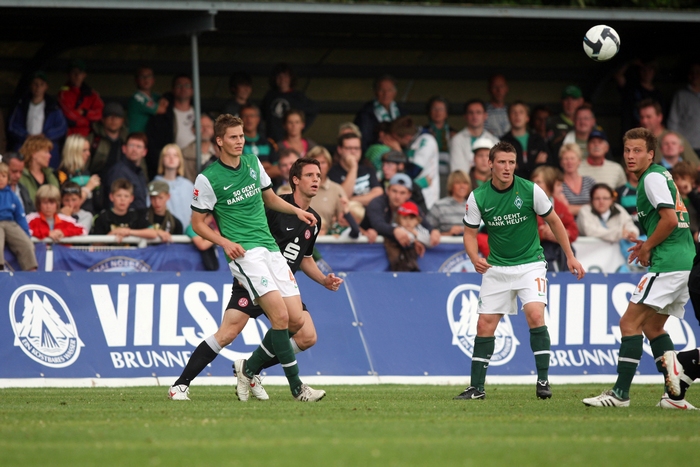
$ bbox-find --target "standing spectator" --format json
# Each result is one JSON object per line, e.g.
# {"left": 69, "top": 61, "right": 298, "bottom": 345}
{"left": 91, "top": 178, "right": 157, "bottom": 241}
{"left": 389, "top": 116, "right": 440, "bottom": 209}
{"left": 449, "top": 99, "right": 499, "bottom": 176}
{"left": 550, "top": 85, "right": 584, "bottom": 152}
{"left": 274, "top": 148, "right": 300, "bottom": 195}
{"left": 615, "top": 58, "right": 665, "bottom": 132}
{"left": 638, "top": 99, "right": 700, "bottom": 166}
{"left": 87, "top": 102, "right": 130, "bottom": 179}
{"left": 484, "top": 74, "right": 510, "bottom": 138}
{"left": 469, "top": 138, "right": 494, "bottom": 189}
{"left": 561, "top": 104, "right": 598, "bottom": 159}
{"left": 578, "top": 130, "right": 627, "bottom": 190}
{"left": 105, "top": 133, "right": 150, "bottom": 210}
{"left": 424, "top": 96, "right": 456, "bottom": 198}
{"left": 530, "top": 105, "right": 554, "bottom": 145}
{"left": 145, "top": 180, "right": 183, "bottom": 243}
{"left": 500, "top": 101, "right": 551, "bottom": 180}
{"left": 153, "top": 144, "right": 194, "bottom": 229}
{"left": 57, "top": 59, "right": 104, "bottom": 137}
{"left": 27, "top": 184, "right": 86, "bottom": 241}
{"left": 18, "top": 135, "right": 60, "bottom": 204}
{"left": 260, "top": 63, "right": 318, "bottom": 143}
{"left": 354, "top": 74, "right": 405, "bottom": 152}
{"left": 127, "top": 66, "right": 168, "bottom": 133}
{"left": 307, "top": 146, "right": 346, "bottom": 233}
{"left": 182, "top": 113, "right": 218, "bottom": 182}
{"left": 328, "top": 133, "right": 383, "bottom": 207}
{"left": 0, "top": 161, "right": 37, "bottom": 271}
{"left": 239, "top": 105, "right": 277, "bottom": 179}
{"left": 57, "top": 134, "right": 101, "bottom": 213}
{"left": 2, "top": 152, "right": 34, "bottom": 214}
{"left": 59, "top": 181, "right": 93, "bottom": 232}
{"left": 222, "top": 72, "right": 253, "bottom": 117}
{"left": 427, "top": 170, "right": 471, "bottom": 237}
{"left": 559, "top": 143, "right": 596, "bottom": 218}
{"left": 8, "top": 71, "right": 67, "bottom": 168}
{"left": 277, "top": 109, "right": 317, "bottom": 157}
{"left": 146, "top": 74, "right": 194, "bottom": 178}
{"left": 668, "top": 62, "right": 700, "bottom": 155}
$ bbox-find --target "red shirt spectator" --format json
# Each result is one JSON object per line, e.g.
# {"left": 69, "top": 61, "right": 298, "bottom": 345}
{"left": 58, "top": 60, "right": 104, "bottom": 137}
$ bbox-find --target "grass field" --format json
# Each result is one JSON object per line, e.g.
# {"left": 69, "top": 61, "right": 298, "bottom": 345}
{"left": 1, "top": 384, "right": 698, "bottom": 467}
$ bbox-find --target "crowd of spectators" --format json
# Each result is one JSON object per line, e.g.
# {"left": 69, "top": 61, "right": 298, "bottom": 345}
{"left": 1, "top": 58, "right": 700, "bottom": 272}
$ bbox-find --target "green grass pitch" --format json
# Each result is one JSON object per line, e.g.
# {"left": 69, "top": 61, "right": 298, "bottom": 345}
{"left": 1, "top": 384, "right": 698, "bottom": 466}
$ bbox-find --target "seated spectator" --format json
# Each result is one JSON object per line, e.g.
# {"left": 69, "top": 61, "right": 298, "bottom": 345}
{"left": 338, "top": 121, "right": 362, "bottom": 140}
{"left": 328, "top": 133, "right": 383, "bottom": 207}
{"left": 8, "top": 71, "right": 67, "bottom": 168}
{"left": 378, "top": 149, "right": 427, "bottom": 214}
{"left": 638, "top": 98, "right": 700, "bottom": 167}
{"left": 104, "top": 133, "right": 150, "bottom": 210}
{"left": 427, "top": 170, "right": 471, "bottom": 237}
{"left": 182, "top": 113, "right": 218, "bottom": 182}
{"left": 27, "top": 184, "right": 86, "bottom": 241}
{"left": 186, "top": 212, "right": 220, "bottom": 271}
{"left": 239, "top": 104, "right": 277, "bottom": 178}
{"left": 469, "top": 138, "right": 494, "bottom": 189}
{"left": 153, "top": 144, "right": 194, "bottom": 229}
{"left": 550, "top": 85, "right": 584, "bottom": 152}
{"left": 355, "top": 74, "right": 405, "bottom": 152}
{"left": 384, "top": 200, "right": 432, "bottom": 272}
{"left": 326, "top": 196, "right": 362, "bottom": 240}
{"left": 2, "top": 152, "right": 34, "bottom": 214}
{"left": 261, "top": 63, "right": 318, "bottom": 142}
{"left": 360, "top": 173, "right": 440, "bottom": 250}
{"left": 57, "top": 59, "right": 104, "bottom": 137}
{"left": 18, "top": 135, "right": 60, "bottom": 205}
{"left": 145, "top": 180, "right": 183, "bottom": 243}
{"left": 578, "top": 130, "right": 627, "bottom": 190}
{"left": 424, "top": 96, "right": 457, "bottom": 195}
{"left": 88, "top": 102, "right": 130, "bottom": 178}
{"left": 660, "top": 131, "right": 695, "bottom": 171}
{"left": 222, "top": 72, "right": 253, "bottom": 117}
{"left": 389, "top": 116, "right": 440, "bottom": 209}
{"left": 59, "top": 181, "right": 93, "bottom": 232}
{"left": 364, "top": 121, "right": 393, "bottom": 174}
{"left": 91, "top": 178, "right": 157, "bottom": 241}
{"left": 531, "top": 166, "right": 578, "bottom": 272}
{"left": 671, "top": 161, "right": 699, "bottom": 239}
{"left": 307, "top": 146, "right": 346, "bottom": 233}
{"left": 615, "top": 166, "right": 642, "bottom": 232}
{"left": 484, "top": 74, "right": 511, "bottom": 138}
{"left": 275, "top": 148, "right": 300, "bottom": 195}
{"left": 0, "top": 161, "right": 37, "bottom": 271}
{"left": 277, "top": 109, "right": 317, "bottom": 157}
{"left": 530, "top": 105, "right": 554, "bottom": 145}
{"left": 127, "top": 66, "right": 168, "bottom": 133}
{"left": 559, "top": 143, "right": 595, "bottom": 217}
{"left": 576, "top": 184, "right": 639, "bottom": 266}
{"left": 450, "top": 99, "right": 499, "bottom": 176}
{"left": 561, "top": 104, "right": 598, "bottom": 159}
{"left": 57, "top": 134, "right": 101, "bottom": 213}
{"left": 500, "top": 101, "right": 551, "bottom": 180}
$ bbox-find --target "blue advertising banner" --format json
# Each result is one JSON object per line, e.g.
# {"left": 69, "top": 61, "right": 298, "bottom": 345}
{"left": 4, "top": 243, "right": 47, "bottom": 271}
{"left": 1, "top": 271, "right": 697, "bottom": 385}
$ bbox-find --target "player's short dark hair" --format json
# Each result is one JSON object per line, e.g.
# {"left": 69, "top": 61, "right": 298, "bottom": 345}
{"left": 464, "top": 98, "right": 486, "bottom": 114}
{"left": 289, "top": 157, "right": 321, "bottom": 192}
{"left": 623, "top": 127, "right": 657, "bottom": 154}
{"left": 214, "top": 114, "right": 243, "bottom": 141}
{"left": 338, "top": 132, "right": 361, "bottom": 148}
{"left": 489, "top": 141, "right": 517, "bottom": 162}
{"left": 111, "top": 178, "right": 133, "bottom": 194}
{"left": 638, "top": 98, "right": 663, "bottom": 115}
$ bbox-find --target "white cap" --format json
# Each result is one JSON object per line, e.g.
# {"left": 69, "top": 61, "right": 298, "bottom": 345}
{"left": 472, "top": 138, "right": 495, "bottom": 151}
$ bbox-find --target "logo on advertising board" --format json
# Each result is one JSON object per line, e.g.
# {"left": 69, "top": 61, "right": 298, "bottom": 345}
{"left": 438, "top": 251, "right": 476, "bottom": 273}
{"left": 446, "top": 284, "right": 519, "bottom": 366}
{"left": 87, "top": 256, "right": 152, "bottom": 272}
{"left": 9, "top": 285, "right": 84, "bottom": 368}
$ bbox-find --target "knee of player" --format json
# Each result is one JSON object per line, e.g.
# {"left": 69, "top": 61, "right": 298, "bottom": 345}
{"left": 298, "top": 331, "right": 317, "bottom": 350}
{"left": 215, "top": 329, "right": 239, "bottom": 347}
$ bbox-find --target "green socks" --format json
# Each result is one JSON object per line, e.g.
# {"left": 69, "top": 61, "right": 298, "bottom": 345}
{"left": 530, "top": 326, "right": 551, "bottom": 381}
{"left": 245, "top": 329, "right": 302, "bottom": 396}
{"left": 613, "top": 335, "right": 643, "bottom": 399}
{"left": 470, "top": 336, "right": 495, "bottom": 392}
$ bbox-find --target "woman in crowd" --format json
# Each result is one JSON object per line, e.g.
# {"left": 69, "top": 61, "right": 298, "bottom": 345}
{"left": 426, "top": 170, "right": 471, "bottom": 237}
{"left": 276, "top": 109, "right": 317, "bottom": 157}
{"left": 18, "top": 135, "right": 60, "bottom": 204}
{"left": 57, "top": 134, "right": 101, "bottom": 212}
{"left": 153, "top": 143, "right": 195, "bottom": 229}
{"left": 559, "top": 142, "right": 596, "bottom": 218}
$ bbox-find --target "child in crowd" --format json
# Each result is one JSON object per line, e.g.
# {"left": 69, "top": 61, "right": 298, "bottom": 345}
{"left": 59, "top": 181, "right": 93, "bottom": 232}
{"left": 327, "top": 197, "right": 362, "bottom": 239}
{"left": 0, "top": 161, "right": 37, "bottom": 270}
{"left": 671, "top": 161, "right": 699, "bottom": 241}
{"left": 384, "top": 200, "right": 431, "bottom": 272}
{"left": 27, "top": 185, "right": 86, "bottom": 241}
{"left": 153, "top": 143, "right": 194, "bottom": 229}
{"left": 145, "top": 180, "right": 183, "bottom": 243}
{"left": 91, "top": 178, "right": 157, "bottom": 241}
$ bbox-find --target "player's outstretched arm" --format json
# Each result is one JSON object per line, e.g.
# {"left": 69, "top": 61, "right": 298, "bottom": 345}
{"left": 262, "top": 188, "right": 317, "bottom": 226}
{"left": 543, "top": 210, "right": 585, "bottom": 279}
{"left": 300, "top": 256, "right": 343, "bottom": 291}
{"left": 464, "top": 225, "right": 490, "bottom": 274}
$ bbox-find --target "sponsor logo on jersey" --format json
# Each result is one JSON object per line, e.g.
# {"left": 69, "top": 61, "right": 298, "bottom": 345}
{"left": 446, "top": 284, "right": 519, "bottom": 366}
{"left": 192, "top": 188, "right": 199, "bottom": 201}
{"left": 238, "top": 297, "right": 249, "bottom": 308}
{"left": 9, "top": 285, "right": 84, "bottom": 368}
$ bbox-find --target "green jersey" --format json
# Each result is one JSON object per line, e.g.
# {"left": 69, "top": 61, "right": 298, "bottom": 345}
{"left": 636, "top": 164, "right": 694, "bottom": 272}
{"left": 464, "top": 176, "right": 553, "bottom": 266}
{"left": 191, "top": 155, "right": 278, "bottom": 256}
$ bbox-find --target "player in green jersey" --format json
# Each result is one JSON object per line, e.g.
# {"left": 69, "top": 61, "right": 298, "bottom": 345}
{"left": 190, "top": 114, "right": 325, "bottom": 402}
{"left": 583, "top": 127, "right": 696, "bottom": 409}
{"left": 454, "top": 141, "right": 585, "bottom": 401}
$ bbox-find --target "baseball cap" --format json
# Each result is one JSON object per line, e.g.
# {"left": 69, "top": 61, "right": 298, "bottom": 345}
{"left": 103, "top": 102, "right": 125, "bottom": 118}
{"left": 382, "top": 150, "right": 407, "bottom": 164}
{"left": 148, "top": 180, "right": 170, "bottom": 196}
{"left": 588, "top": 129, "right": 608, "bottom": 142}
{"left": 397, "top": 201, "right": 420, "bottom": 217}
{"left": 389, "top": 173, "right": 412, "bottom": 191}
{"left": 472, "top": 138, "right": 495, "bottom": 152}
{"left": 561, "top": 85, "right": 582, "bottom": 99}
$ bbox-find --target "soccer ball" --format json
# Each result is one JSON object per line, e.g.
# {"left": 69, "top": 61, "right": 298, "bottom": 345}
{"left": 583, "top": 25, "right": 620, "bottom": 62}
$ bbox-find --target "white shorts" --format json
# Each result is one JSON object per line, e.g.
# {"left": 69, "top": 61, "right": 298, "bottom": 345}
{"left": 478, "top": 261, "right": 548, "bottom": 315}
{"left": 228, "top": 247, "right": 300, "bottom": 304}
{"left": 630, "top": 271, "right": 690, "bottom": 319}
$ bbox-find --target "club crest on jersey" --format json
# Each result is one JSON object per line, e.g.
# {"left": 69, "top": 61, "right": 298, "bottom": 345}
{"left": 446, "top": 284, "right": 519, "bottom": 366}
{"left": 249, "top": 168, "right": 257, "bottom": 180}
{"left": 238, "top": 297, "right": 249, "bottom": 308}
{"left": 514, "top": 195, "right": 523, "bottom": 209}
{"left": 9, "top": 285, "right": 84, "bottom": 368}
{"left": 260, "top": 277, "right": 268, "bottom": 287}
{"left": 304, "top": 229, "right": 311, "bottom": 240}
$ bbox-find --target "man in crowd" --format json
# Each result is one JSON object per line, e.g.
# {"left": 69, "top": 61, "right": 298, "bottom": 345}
{"left": 638, "top": 98, "right": 700, "bottom": 167}
{"left": 578, "top": 130, "right": 627, "bottom": 189}
{"left": 550, "top": 85, "right": 584, "bottom": 151}
{"left": 668, "top": 62, "right": 700, "bottom": 155}
{"left": 1, "top": 152, "right": 34, "bottom": 214}
{"left": 484, "top": 74, "right": 510, "bottom": 138}
{"left": 450, "top": 99, "right": 499, "bottom": 176}
{"left": 500, "top": 100, "right": 550, "bottom": 180}
{"left": 88, "top": 102, "right": 130, "bottom": 178}
{"left": 58, "top": 59, "right": 104, "bottom": 137}
{"left": 328, "top": 133, "right": 383, "bottom": 207}
{"left": 355, "top": 74, "right": 405, "bottom": 152}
